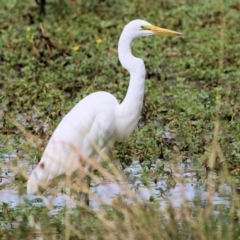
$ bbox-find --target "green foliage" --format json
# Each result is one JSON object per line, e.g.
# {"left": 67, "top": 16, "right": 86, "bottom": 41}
{"left": 0, "top": 0, "right": 240, "bottom": 239}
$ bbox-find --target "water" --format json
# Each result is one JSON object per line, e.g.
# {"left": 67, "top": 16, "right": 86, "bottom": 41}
{"left": 0, "top": 154, "right": 231, "bottom": 211}
{"left": 89, "top": 160, "right": 231, "bottom": 210}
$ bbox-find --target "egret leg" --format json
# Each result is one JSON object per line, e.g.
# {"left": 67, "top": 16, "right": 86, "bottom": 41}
{"left": 76, "top": 164, "right": 92, "bottom": 206}
{"left": 78, "top": 174, "right": 91, "bottom": 206}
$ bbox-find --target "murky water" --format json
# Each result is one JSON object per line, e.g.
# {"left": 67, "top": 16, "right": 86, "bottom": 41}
{"left": 0, "top": 154, "right": 231, "bottom": 211}
{"left": 89, "top": 160, "right": 231, "bottom": 211}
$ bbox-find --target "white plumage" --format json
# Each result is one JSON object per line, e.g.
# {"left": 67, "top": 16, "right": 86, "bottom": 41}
{"left": 27, "top": 19, "right": 181, "bottom": 194}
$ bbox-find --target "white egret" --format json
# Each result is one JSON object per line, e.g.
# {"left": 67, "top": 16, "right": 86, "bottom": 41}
{"left": 27, "top": 19, "right": 181, "bottom": 194}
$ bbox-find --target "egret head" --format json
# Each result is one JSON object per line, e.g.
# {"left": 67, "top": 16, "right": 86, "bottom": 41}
{"left": 123, "top": 19, "right": 182, "bottom": 39}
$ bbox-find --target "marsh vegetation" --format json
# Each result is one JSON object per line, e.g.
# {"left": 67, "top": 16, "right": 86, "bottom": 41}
{"left": 0, "top": 0, "right": 240, "bottom": 239}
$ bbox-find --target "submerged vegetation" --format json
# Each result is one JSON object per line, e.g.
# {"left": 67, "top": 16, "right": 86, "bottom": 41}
{"left": 0, "top": 0, "right": 240, "bottom": 239}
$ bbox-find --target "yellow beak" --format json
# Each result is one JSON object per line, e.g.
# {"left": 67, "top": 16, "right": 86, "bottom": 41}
{"left": 144, "top": 25, "right": 182, "bottom": 35}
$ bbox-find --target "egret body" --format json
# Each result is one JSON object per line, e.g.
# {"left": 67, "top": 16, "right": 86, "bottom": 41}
{"left": 27, "top": 19, "right": 181, "bottom": 194}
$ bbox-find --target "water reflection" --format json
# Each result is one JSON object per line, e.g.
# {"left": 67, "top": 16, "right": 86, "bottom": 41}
{"left": 89, "top": 160, "right": 231, "bottom": 210}
{"left": 0, "top": 158, "right": 231, "bottom": 211}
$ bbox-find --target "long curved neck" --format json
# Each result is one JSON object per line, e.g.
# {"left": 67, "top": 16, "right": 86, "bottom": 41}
{"left": 116, "top": 31, "right": 146, "bottom": 141}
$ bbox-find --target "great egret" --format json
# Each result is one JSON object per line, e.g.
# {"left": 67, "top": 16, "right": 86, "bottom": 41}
{"left": 27, "top": 19, "right": 181, "bottom": 194}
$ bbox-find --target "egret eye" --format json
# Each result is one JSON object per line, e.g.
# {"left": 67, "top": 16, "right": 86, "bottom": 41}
{"left": 141, "top": 25, "right": 147, "bottom": 30}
